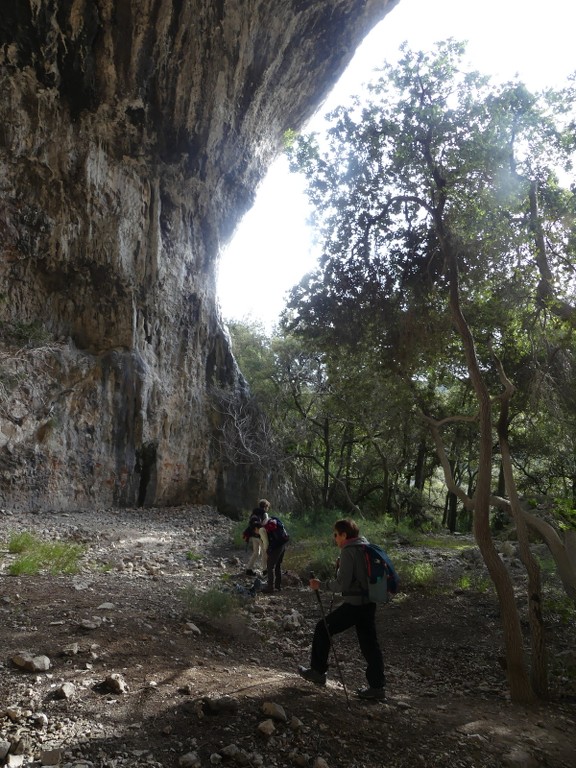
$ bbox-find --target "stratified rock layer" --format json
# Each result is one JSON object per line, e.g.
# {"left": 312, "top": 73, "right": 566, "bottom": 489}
{"left": 0, "top": 0, "right": 396, "bottom": 514}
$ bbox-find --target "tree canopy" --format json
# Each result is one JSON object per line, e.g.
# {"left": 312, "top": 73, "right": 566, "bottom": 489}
{"left": 282, "top": 40, "right": 576, "bottom": 517}
{"left": 265, "top": 40, "right": 576, "bottom": 702}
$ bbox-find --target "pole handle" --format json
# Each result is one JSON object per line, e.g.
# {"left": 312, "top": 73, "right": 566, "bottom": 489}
{"left": 309, "top": 571, "right": 321, "bottom": 593}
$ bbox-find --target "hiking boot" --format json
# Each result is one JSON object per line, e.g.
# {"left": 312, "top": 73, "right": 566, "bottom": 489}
{"left": 260, "top": 587, "right": 274, "bottom": 594}
{"left": 297, "top": 666, "right": 326, "bottom": 686}
{"left": 356, "top": 687, "right": 386, "bottom": 700}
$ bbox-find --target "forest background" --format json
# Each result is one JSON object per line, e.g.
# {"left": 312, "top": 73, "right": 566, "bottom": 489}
{"left": 217, "top": 40, "right": 576, "bottom": 704}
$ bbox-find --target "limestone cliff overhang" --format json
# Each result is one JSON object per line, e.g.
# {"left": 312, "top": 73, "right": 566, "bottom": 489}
{"left": 3, "top": 1, "right": 399, "bottom": 232}
{"left": 0, "top": 1, "right": 399, "bottom": 513}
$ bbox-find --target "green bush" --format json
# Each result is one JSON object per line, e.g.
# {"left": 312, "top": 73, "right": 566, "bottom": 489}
{"left": 9, "top": 554, "right": 41, "bottom": 576}
{"left": 181, "top": 586, "right": 240, "bottom": 620}
{"left": 287, "top": 541, "right": 335, "bottom": 581}
{"left": 456, "top": 572, "right": 492, "bottom": 593}
{"left": 393, "top": 558, "right": 436, "bottom": 590}
{"left": 8, "top": 531, "right": 38, "bottom": 554}
{"left": 257, "top": 509, "right": 404, "bottom": 584}
{"left": 7, "top": 531, "right": 84, "bottom": 575}
{"left": 543, "top": 594, "right": 576, "bottom": 627}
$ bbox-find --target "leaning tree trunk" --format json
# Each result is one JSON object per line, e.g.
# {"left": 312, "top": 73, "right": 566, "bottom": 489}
{"left": 496, "top": 359, "right": 548, "bottom": 698}
{"left": 445, "top": 241, "right": 535, "bottom": 704}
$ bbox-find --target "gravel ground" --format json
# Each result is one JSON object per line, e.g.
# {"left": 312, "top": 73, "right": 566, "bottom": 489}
{"left": 0, "top": 506, "right": 575, "bottom": 768}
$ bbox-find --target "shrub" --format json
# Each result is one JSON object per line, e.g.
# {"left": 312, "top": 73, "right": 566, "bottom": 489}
{"left": 7, "top": 531, "right": 84, "bottom": 575}
{"left": 272, "top": 509, "right": 404, "bottom": 584}
{"left": 456, "top": 573, "right": 492, "bottom": 593}
{"left": 394, "top": 558, "right": 436, "bottom": 590}
{"left": 8, "top": 531, "right": 37, "bottom": 554}
{"left": 287, "top": 541, "right": 335, "bottom": 582}
{"left": 181, "top": 586, "right": 240, "bottom": 620}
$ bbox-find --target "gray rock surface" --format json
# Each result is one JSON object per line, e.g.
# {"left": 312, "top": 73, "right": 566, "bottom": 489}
{"left": 0, "top": 0, "right": 397, "bottom": 515}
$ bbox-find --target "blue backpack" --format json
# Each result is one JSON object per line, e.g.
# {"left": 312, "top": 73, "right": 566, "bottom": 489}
{"left": 362, "top": 542, "right": 399, "bottom": 604}
{"left": 263, "top": 516, "right": 289, "bottom": 549}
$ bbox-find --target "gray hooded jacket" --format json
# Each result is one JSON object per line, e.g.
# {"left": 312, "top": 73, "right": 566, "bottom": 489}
{"left": 326, "top": 536, "right": 371, "bottom": 606}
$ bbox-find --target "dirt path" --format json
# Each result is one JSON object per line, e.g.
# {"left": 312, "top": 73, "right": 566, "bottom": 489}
{"left": 1, "top": 507, "right": 575, "bottom": 768}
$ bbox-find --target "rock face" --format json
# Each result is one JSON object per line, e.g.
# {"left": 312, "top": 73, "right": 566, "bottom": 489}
{"left": 0, "top": 0, "right": 396, "bottom": 515}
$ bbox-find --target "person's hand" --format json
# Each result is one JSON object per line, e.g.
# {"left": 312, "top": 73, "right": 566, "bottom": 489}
{"left": 309, "top": 577, "right": 320, "bottom": 591}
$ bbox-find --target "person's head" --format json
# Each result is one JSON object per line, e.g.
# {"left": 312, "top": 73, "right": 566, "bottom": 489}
{"left": 333, "top": 518, "right": 360, "bottom": 548}
{"left": 258, "top": 499, "right": 271, "bottom": 512}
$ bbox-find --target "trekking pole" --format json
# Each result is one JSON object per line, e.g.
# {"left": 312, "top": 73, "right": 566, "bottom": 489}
{"left": 310, "top": 572, "right": 351, "bottom": 709}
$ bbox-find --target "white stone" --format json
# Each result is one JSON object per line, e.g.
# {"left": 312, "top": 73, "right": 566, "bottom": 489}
{"left": 11, "top": 652, "right": 51, "bottom": 672}
{"left": 257, "top": 719, "right": 275, "bottom": 736}
{"left": 262, "top": 701, "right": 287, "bottom": 721}
{"left": 179, "top": 752, "right": 201, "bottom": 768}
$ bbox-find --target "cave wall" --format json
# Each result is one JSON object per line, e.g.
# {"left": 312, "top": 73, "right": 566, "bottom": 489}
{"left": 0, "top": 0, "right": 397, "bottom": 515}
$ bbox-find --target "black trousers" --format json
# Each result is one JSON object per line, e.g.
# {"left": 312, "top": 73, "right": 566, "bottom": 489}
{"left": 266, "top": 544, "right": 286, "bottom": 590}
{"left": 310, "top": 601, "right": 385, "bottom": 689}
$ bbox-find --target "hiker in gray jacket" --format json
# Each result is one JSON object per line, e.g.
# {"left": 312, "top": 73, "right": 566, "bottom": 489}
{"left": 297, "top": 518, "right": 386, "bottom": 700}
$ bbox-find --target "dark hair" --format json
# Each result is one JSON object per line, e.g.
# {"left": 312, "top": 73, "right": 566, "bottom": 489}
{"left": 251, "top": 507, "right": 267, "bottom": 524}
{"left": 258, "top": 499, "right": 271, "bottom": 510}
{"left": 334, "top": 518, "right": 360, "bottom": 539}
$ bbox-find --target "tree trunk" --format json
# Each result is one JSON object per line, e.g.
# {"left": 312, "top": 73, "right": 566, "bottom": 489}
{"left": 409, "top": 439, "right": 426, "bottom": 522}
{"left": 444, "top": 238, "right": 535, "bottom": 703}
{"left": 427, "top": 407, "right": 534, "bottom": 702}
{"left": 382, "top": 457, "right": 391, "bottom": 519}
{"left": 500, "top": 436, "right": 548, "bottom": 697}
{"left": 322, "top": 417, "right": 331, "bottom": 507}
{"left": 496, "top": 461, "right": 506, "bottom": 497}
{"left": 443, "top": 454, "right": 458, "bottom": 532}
{"left": 445, "top": 490, "right": 458, "bottom": 533}
{"left": 496, "top": 360, "right": 548, "bottom": 698}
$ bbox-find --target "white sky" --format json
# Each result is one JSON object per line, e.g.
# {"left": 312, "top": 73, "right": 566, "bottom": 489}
{"left": 217, "top": 0, "right": 575, "bottom": 332}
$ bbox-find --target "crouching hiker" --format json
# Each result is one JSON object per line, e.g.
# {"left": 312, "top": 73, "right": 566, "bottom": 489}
{"left": 297, "top": 518, "right": 386, "bottom": 700}
{"left": 243, "top": 499, "right": 270, "bottom": 576}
